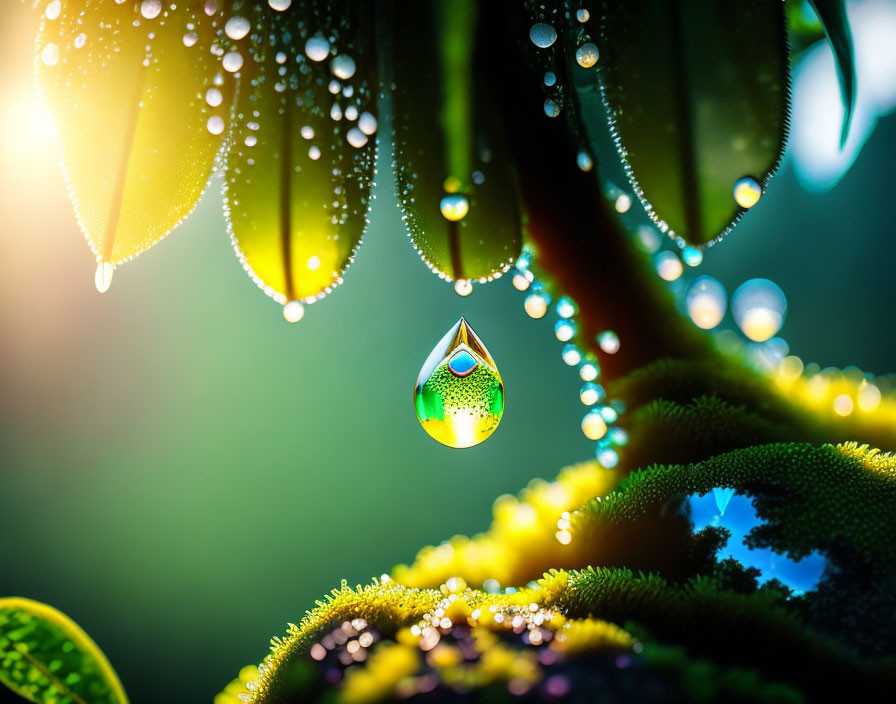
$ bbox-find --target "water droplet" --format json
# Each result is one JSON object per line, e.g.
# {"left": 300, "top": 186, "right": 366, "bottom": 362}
{"left": 222, "top": 51, "right": 243, "bottom": 72}
{"left": 225, "top": 16, "right": 251, "bottom": 41}
{"left": 529, "top": 23, "right": 557, "bottom": 48}
{"left": 358, "top": 112, "right": 377, "bottom": 135}
{"left": 307, "top": 256, "right": 321, "bottom": 271}
{"left": 268, "top": 0, "right": 292, "bottom": 10}
{"left": 597, "top": 448, "right": 618, "bottom": 468}
{"left": 330, "top": 104, "right": 343, "bottom": 120}
{"left": 41, "top": 43, "right": 59, "bottom": 67}
{"left": 686, "top": 276, "right": 727, "bottom": 330}
{"left": 244, "top": 135, "right": 257, "bottom": 147}
{"left": 681, "top": 245, "right": 703, "bottom": 267}
{"left": 73, "top": 33, "right": 87, "bottom": 49}
{"left": 206, "top": 115, "right": 225, "bottom": 135}
{"left": 576, "top": 8, "right": 590, "bottom": 22}
{"left": 579, "top": 361, "right": 599, "bottom": 382}
{"left": 654, "top": 250, "right": 683, "bottom": 281}
{"left": 203, "top": 1, "right": 217, "bottom": 15}
{"left": 305, "top": 34, "right": 330, "bottom": 62}
{"left": 283, "top": 300, "right": 305, "bottom": 323}
{"left": 597, "top": 330, "right": 620, "bottom": 354}
{"left": 524, "top": 292, "right": 548, "bottom": 318}
{"left": 543, "top": 71, "right": 557, "bottom": 87}
{"left": 94, "top": 261, "right": 113, "bottom": 293}
{"left": 345, "top": 105, "right": 358, "bottom": 121}
{"left": 440, "top": 194, "right": 469, "bottom": 221}
{"left": 140, "top": 0, "right": 162, "bottom": 20}
{"left": 301, "top": 125, "right": 314, "bottom": 140}
{"left": 575, "top": 42, "right": 599, "bottom": 68}
{"left": 454, "top": 279, "right": 473, "bottom": 296}
{"left": 577, "top": 151, "right": 593, "bottom": 171}
{"left": 45, "top": 1, "right": 61, "bottom": 20}
{"left": 512, "top": 269, "right": 533, "bottom": 291}
{"left": 346, "top": 127, "right": 368, "bottom": 148}
{"left": 556, "top": 297, "right": 576, "bottom": 318}
{"left": 555, "top": 319, "right": 576, "bottom": 342}
{"left": 206, "top": 87, "right": 223, "bottom": 107}
{"left": 331, "top": 54, "right": 356, "bottom": 79}
{"left": 733, "top": 176, "right": 762, "bottom": 208}
{"left": 731, "top": 278, "right": 786, "bottom": 342}
{"left": 183, "top": 32, "right": 198, "bottom": 47}
{"left": 543, "top": 98, "right": 560, "bottom": 117}
{"left": 562, "top": 344, "right": 581, "bottom": 366}
{"left": 580, "top": 382, "right": 604, "bottom": 406}
{"left": 308, "top": 145, "right": 321, "bottom": 160}
{"left": 415, "top": 318, "right": 504, "bottom": 449}
{"left": 615, "top": 194, "right": 632, "bottom": 212}
{"left": 581, "top": 409, "right": 608, "bottom": 440}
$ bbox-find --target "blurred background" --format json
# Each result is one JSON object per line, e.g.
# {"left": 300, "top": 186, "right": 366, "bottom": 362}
{"left": 1, "top": 2, "right": 894, "bottom": 702}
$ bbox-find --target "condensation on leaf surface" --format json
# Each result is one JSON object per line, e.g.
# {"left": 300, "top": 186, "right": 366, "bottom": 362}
{"left": 224, "top": 0, "right": 376, "bottom": 310}
{"left": 391, "top": 0, "right": 522, "bottom": 284}
{"left": 0, "top": 597, "right": 129, "bottom": 704}
{"left": 35, "top": 0, "right": 228, "bottom": 268}
{"left": 592, "top": 0, "right": 790, "bottom": 245}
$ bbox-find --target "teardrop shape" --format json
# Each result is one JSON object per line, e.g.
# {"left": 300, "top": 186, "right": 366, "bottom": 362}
{"left": 414, "top": 318, "right": 504, "bottom": 449}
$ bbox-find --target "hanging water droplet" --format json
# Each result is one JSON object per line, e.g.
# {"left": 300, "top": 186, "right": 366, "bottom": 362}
{"left": 331, "top": 54, "right": 356, "bottom": 79}
{"left": 575, "top": 43, "right": 599, "bottom": 68}
{"left": 45, "top": 1, "right": 61, "bottom": 20}
{"left": 222, "top": 51, "right": 243, "bottom": 72}
{"left": 95, "top": 261, "right": 113, "bottom": 293}
{"left": 41, "top": 43, "right": 59, "bottom": 67}
{"left": 543, "top": 71, "right": 557, "bottom": 87}
{"left": 681, "top": 245, "right": 703, "bottom": 267}
{"left": 440, "top": 194, "right": 469, "bottom": 221}
{"left": 244, "top": 134, "right": 257, "bottom": 147}
{"left": 655, "top": 250, "right": 683, "bottom": 281}
{"left": 206, "top": 115, "right": 225, "bottom": 135}
{"left": 268, "top": 0, "right": 292, "bottom": 10}
{"left": 415, "top": 318, "right": 504, "bottom": 449}
{"left": 512, "top": 269, "right": 533, "bottom": 291}
{"left": 225, "top": 16, "right": 251, "bottom": 41}
{"left": 562, "top": 344, "right": 581, "bottom": 366}
{"left": 140, "top": 0, "right": 162, "bottom": 20}
{"left": 308, "top": 145, "right": 321, "bottom": 160}
{"left": 556, "top": 296, "right": 576, "bottom": 318}
{"left": 358, "top": 112, "right": 377, "bottom": 135}
{"left": 283, "top": 300, "right": 305, "bottom": 323}
{"left": 543, "top": 98, "right": 560, "bottom": 117}
{"left": 581, "top": 409, "right": 608, "bottom": 440}
{"left": 576, "top": 151, "right": 593, "bottom": 171}
{"left": 597, "top": 330, "right": 620, "bottom": 354}
{"left": 580, "top": 382, "right": 604, "bottom": 406}
{"left": 733, "top": 176, "right": 762, "bottom": 208}
{"left": 305, "top": 34, "right": 330, "bottom": 62}
{"left": 346, "top": 127, "right": 368, "bottom": 148}
{"left": 454, "top": 279, "right": 473, "bottom": 296}
{"left": 615, "top": 194, "right": 632, "bottom": 212}
{"left": 524, "top": 292, "right": 548, "bottom": 318}
{"left": 731, "top": 278, "right": 786, "bottom": 342}
{"left": 579, "top": 360, "right": 599, "bottom": 382}
{"left": 345, "top": 105, "right": 359, "bottom": 121}
{"left": 529, "top": 23, "right": 557, "bottom": 48}
{"left": 183, "top": 32, "right": 198, "bottom": 47}
{"left": 576, "top": 8, "right": 590, "bottom": 22}
{"left": 204, "top": 1, "right": 217, "bottom": 16}
{"left": 555, "top": 319, "right": 576, "bottom": 342}
{"left": 301, "top": 125, "right": 314, "bottom": 139}
{"left": 686, "top": 276, "right": 727, "bottom": 330}
{"left": 73, "top": 33, "right": 87, "bottom": 49}
{"left": 205, "top": 87, "right": 223, "bottom": 107}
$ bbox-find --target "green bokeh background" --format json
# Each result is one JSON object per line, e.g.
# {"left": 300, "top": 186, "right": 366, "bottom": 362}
{"left": 1, "top": 4, "right": 895, "bottom": 702}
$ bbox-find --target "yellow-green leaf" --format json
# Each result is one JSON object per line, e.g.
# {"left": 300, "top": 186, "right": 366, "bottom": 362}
{"left": 0, "top": 597, "right": 128, "bottom": 704}
{"left": 36, "top": 0, "right": 228, "bottom": 284}
{"left": 224, "top": 2, "right": 377, "bottom": 317}
{"left": 390, "top": 0, "right": 522, "bottom": 284}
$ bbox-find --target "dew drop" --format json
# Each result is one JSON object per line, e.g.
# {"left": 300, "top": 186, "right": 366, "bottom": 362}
{"left": 556, "top": 297, "right": 576, "bottom": 318}
{"left": 222, "top": 51, "right": 243, "bottom": 72}
{"left": 562, "top": 344, "right": 581, "bottom": 366}
{"left": 686, "top": 276, "right": 726, "bottom": 330}
{"left": 94, "top": 262, "right": 113, "bottom": 293}
{"left": 529, "top": 23, "right": 557, "bottom": 48}
{"left": 331, "top": 54, "right": 356, "bottom": 79}
{"left": 512, "top": 269, "right": 533, "bottom": 291}
{"left": 576, "top": 8, "right": 590, "bottom": 22}
{"left": 582, "top": 409, "right": 608, "bottom": 440}
{"left": 330, "top": 104, "right": 343, "bottom": 120}
{"left": 41, "top": 43, "right": 59, "bottom": 67}
{"left": 543, "top": 98, "right": 560, "bottom": 117}
{"left": 454, "top": 279, "right": 473, "bottom": 296}
{"left": 308, "top": 145, "right": 321, "bottom": 160}
{"left": 439, "top": 194, "right": 469, "bottom": 221}
{"left": 358, "top": 112, "right": 377, "bottom": 135}
{"left": 225, "top": 16, "right": 251, "bottom": 41}
{"left": 555, "top": 319, "right": 576, "bottom": 342}
{"left": 45, "top": 1, "right": 61, "bottom": 20}
{"left": 268, "top": 0, "right": 292, "bottom": 10}
{"left": 575, "top": 42, "right": 599, "bottom": 68}
{"left": 597, "top": 330, "right": 620, "bottom": 354}
{"left": 283, "top": 300, "right": 305, "bottom": 323}
{"left": 733, "top": 176, "right": 762, "bottom": 208}
{"left": 524, "top": 293, "right": 548, "bottom": 319}
{"left": 681, "top": 245, "right": 703, "bottom": 267}
{"left": 543, "top": 71, "right": 556, "bottom": 87}
{"left": 301, "top": 125, "right": 314, "bottom": 139}
{"left": 207, "top": 115, "right": 225, "bottom": 135}
{"left": 654, "top": 250, "right": 683, "bottom": 281}
{"left": 204, "top": 1, "right": 217, "bottom": 15}
{"left": 346, "top": 127, "right": 368, "bottom": 148}
{"left": 183, "top": 32, "right": 198, "bottom": 47}
{"left": 140, "top": 0, "right": 162, "bottom": 20}
{"left": 345, "top": 105, "right": 358, "bottom": 121}
{"left": 615, "top": 194, "right": 632, "bottom": 212}
{"left": 244, "top": 134, "right": 257, "bottom": 147}
{"left": 305, "top": 34, "right": 330, "bottom": 62}
{"left": 73, "top": 33, "right": 87, "bottom": 49}
{"left": 205, "top": 87, "right": 223, "bottom": 107}
{"left": 580, "top": 382, "right": 604, "bottom": 406}
{"left": 576, "top": 151, "right": 593, "bottom": 171}
{"left": 731, "top": 278, "right": 786, "bottom": 342}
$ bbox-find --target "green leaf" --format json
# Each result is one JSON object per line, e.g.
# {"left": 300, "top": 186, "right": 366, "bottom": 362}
{"left": 35, "top": 0, "right": 227, "bottom": 281}
{"left": 809, "top": 0, "right": 857, "bottom": 145}
{"left": 390, "top": 0, "right": 522, "bottom": 284}
{"left": 591, "top": 0, "right": 791, "bottom": 245}
{"left": 0, "top": 597, "right": 128, "bottom": 704}
{"left": 224, "top": 1, "right": 377, "bottom": 312}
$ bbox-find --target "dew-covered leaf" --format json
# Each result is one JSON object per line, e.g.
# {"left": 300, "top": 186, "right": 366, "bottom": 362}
{"left": 224, "top": 1, "right": 376, "bottom": 315}
{"left": 809, "top": 0, "right": 857, "bottom": 145}
{"left": 590, "top": 0, "right": 791, "bottom": 245}
{"left": 0, "top": 597, "right": 128, "bottom": 704}
{"left": 36, "top": 0, "right": 229, "bottom": 283}
{"left": 390, "top": 0, "right": 522, "bottom": 284}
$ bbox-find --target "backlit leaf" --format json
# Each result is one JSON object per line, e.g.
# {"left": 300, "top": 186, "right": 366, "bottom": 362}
{"left": 224, "top": 1, "right": 377, "bottom": 315}
{"left": 591, "top": 0, "right": 791, "bottom": 245}
{"left": 390, "top": 0, "right": 522, "bottom": 285}
{"left": 809, "top": 0, "right": 857, "bottom": 145}
{"left": 35, "top": 0, "right": 229, "bottom": 286}
{"left": 0, "top": 597, "right": 128, "bottom": 704}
